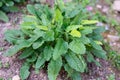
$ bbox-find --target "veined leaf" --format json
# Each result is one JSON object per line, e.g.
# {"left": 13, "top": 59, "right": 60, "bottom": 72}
{"left": 86, "top": 52, "right": 94, "bottom": 62}
{"left": 69, "top": 39, "right": 86, "bottom": 54}
{"left": 66, "top": 25, "right": 83, "bottom": 32}
{"left": 81, "top": 28, "right": 93, "bottom": 35}
{"left": 64, "top": 64, "right": 81, "bottom": 80}
{"left": 54, "top": 8, "right": 63, "bottom": 25}
{"left": 36, "top": 26, "right": 48, "bottom": 31}
{"left": 0, "top": 2, "right": 3, "bottom": 7}
{"left": 35, "top": 53, "right": 46, "bottom": 69}
{"left": 65, "top": 52, "right": 86, "bottom": 72}
{"left": 71, "top": 72, "right": 81, "bottom": 80}
{"left": 92, "top": 49, "right": 107, "bottom": 59}
{"left": 81, "top": 20, "right": 98, "bottom": 25}
{"left": 64, "top": 64, "right": 73, "bottom": 77}
{"left": 43, "top": 30, "right": 54, "bottom": 41}
{"left": 48, "top": 57, "right": 62, "bottom": 80}
{"left": 4, "top": 40, "right": 32, "bottom": 57}
{"left": 43, "top": 46, "right": 53, "bottom": 61}
{"left": 70, "top": 30, "right": 81, "bottom": 38}
{"left": 27, "top": 4, "right": 36, "bottom": 15}
{"left": 0, "top": 10, "right": 9, "bottom": 22}
{"left": 94, "top": 41, "right": 103, "bottom": 45}
{"left": 26, "top": 54, "right": 37, "bottom": 62}
{"left": 90, "top": 40, "right": 102, "bottom": 50}
{"left": 21, "top": 22, "right": 36, "bottom": 30}
{"left": 32, "top": 39, "right": 44, "bottom": 49}
{"left": 41, "top": 14, "right": 50, "bottom": 26}
{"left": 5, "top": 30, "right": 24, "bottom": 44}
{"left": 79, "top": 36, "right": 90, "bottom": 44}
{"left": 23, "top": 15, "right": 37, "bottom": 22}
{"left": 20, "top": 63, "right": 30, "bottom": 80}
{"left": 19, "top": 47, "right": 34, "bottom": 59}
{"left": 53, "top": 39, "right": 68, "bottom": 60}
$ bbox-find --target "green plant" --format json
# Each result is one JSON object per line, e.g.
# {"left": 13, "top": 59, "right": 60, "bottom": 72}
{"left": 0, "top": 0, "right": 25, "bottom": 22}
{"left": 4, "top": 1, "right": 106, "bottom": 80}
{"left": 104, "top": 42, "right": 120, "bottom": 70}
{"left": 107, "top": 74, "right": 115, "bottom": 80}
{"left": 0, "top": 61, "right": 2, "bottom": 68}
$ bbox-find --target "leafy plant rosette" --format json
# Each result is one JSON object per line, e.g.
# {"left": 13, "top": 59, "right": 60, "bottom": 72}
{"left": 4, "top": 1, "right": 107, "bottom": 80}
{"left": 0, "top": 0, "right": 25, "bottom": 22}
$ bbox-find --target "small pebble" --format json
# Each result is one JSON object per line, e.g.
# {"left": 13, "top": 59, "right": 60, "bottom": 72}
{"left": 12, "top": 75, "right": 20, "bottom": 80}
{"left": 96, "top": 4, "right": 102, "bottom": 9}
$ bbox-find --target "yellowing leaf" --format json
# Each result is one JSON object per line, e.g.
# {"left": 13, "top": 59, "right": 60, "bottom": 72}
{"left": 81, "top": 20, "right": 98, "bottom": 25}
{"left": 70, "top": 30, "right": 81, "bottom": 38}
{"left": 94, "top": 41, "right": 103, "bottom": 45}
{"left": 36, "top": 26, "right": 48, "bottom": 31}
{"left": 54, "top": 9, "right": 63, "bottom": 25}
{"left": 66, "top": 25, "right": 83, "bottom": 32}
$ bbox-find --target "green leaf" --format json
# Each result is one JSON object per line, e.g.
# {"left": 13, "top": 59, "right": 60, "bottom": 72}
{"left": 19, "top": 47, "right": 34, "bottom": 59}
{"left": 79, "top": 36, "right": 90, "bottom": 44}
{"left": 0, "top": 2, "right": 3, "bottom": 7}
{"left": 92, "top": 49, "right": 107, "bottom": 59}
{"left": 53, "top": 39, "right": 68, "bottom": 60}
{"left": 32, "top": 39, "right": 44, "bottom": 49}
{"left": 65, "top": 52, "right": 86, "bottom": 72}
{"left": 81, "top": 28, "right": 93, "bottom": 35}
{"left": 0, "top": 10, "right": 9, "bottom": 22}
{"left": 69, "top": 39, "right": 86, "bottom": 54}
{"left": 48, "top": 57, "right": 62, "bottom": 80}
{"left": 20, "top": 63, "right": 30, "bottom": 80}
{"left": 4, "top": 40, "right": 32, "bottom": 57}
{"left": 26, "top": 54, "right": 37, "bottom": 62}
{"left": 71, "top": 72, "right": 81, "bottom": 80}
{"left": 21, "top": 22, "right": 36, "bottom": 30}
{"left": 86, "top": 52, "right": 94, "bottom": 62}
{"left": 36, "top": 26, "right": 48, "bottom": 31}
{"left": 5, "top": 1, "right": 14, "bottom": 6}
{"left": 43, "top": 30, "right": 54, "bottom": 41}
{"left": 35, "top": 53, "right": 46, "bottom": 69}
{"left": 41, "top": 14, "right": 50, "bottom": 26}
{"left": 5, "top": 30, "right": 24, "bottom": 44}
{"left": 8, "top": 6, "right": 19, "bottom": 12}
{"left": 90, "top": 40, "right": 102, "bottom": 50}
{"left": 66, "top": 25, "right": 83, "bottom": 32}
{"left": 27, "top": 4, "right": 36, "bottom": 15}
{"left": 70, "top": 30, "right": 81, "bottom": 38}
{"left": 64, "top": 64, "right": 73, "bottom": 77}
{"left": 54, "top": 8, "right": 63, "bottom": 25}
{"left": 81, "top": 20, "right": 98, "bottom": 25}
{"left": 23, "top": 15, "right": 37, "bottom": 22}
{"left": 43, "top": 46, "right": 53, "bottom": 61}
